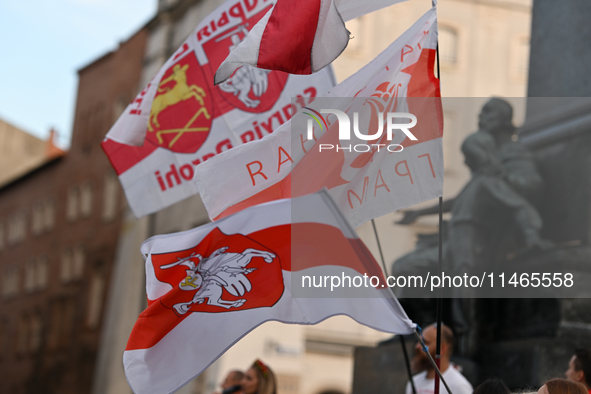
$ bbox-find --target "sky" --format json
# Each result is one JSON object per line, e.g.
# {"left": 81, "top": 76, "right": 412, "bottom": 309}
{"left": 0, "top": 0, "right": 157, "bottom": 148}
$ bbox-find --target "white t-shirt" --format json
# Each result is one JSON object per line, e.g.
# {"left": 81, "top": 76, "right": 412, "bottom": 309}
{"left": 405, "top": 366, "right": 473, "bottom": 394}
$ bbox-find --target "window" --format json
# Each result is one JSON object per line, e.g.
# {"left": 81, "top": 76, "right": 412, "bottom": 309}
{"left": 102, "top": 172, "right": 119, "bottom": 222}
{"left": 24, "top": 257, "right": 48, "bottom": 293}
{"left": 43, "top": 198, "right": 56, "bottom": 230}
{"left": 32, "top": 198, "right": 55, "bottom": 235}
{"left": 68, "top": 182, "right": 93, "bottom": 220}
{"left": 439, "top": 26, "right": 458, "bottom": 65}
{"left": 1, "top": 266, "right": 19, "bottom": 298}
{"left": 61, "top": 246, "right": 84, "bottom": 283}
{"left": 32, "top": 202, "right": 44, "bottom": 235}
{"left": 80, "top": 181, "right": 93, "bottom": 218}
{"left": 66, "top": 186, "right": 79, "bottom": 221}
{"left": 7, "top": 211, "right": 26, "bottom": 245}
{"left": 86, "top": 270, "right": 105, "bottom": 329}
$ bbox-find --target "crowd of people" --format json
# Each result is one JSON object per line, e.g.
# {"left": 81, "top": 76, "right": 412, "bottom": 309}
{"left": 405, "top": 323, "right": 591, "bottom": 394}
{"left": 212, "top": 330, "right": 590, "bottom": 394}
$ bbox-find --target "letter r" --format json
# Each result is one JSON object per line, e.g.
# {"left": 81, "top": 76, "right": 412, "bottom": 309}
{"left": 387, "top": 113, "right": 418, "bottom": 140}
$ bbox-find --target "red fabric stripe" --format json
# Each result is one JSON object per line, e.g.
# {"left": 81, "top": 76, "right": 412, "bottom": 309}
{"left": 402, "top": 48, "right": 443, "bottom": 146}
{"left": 257, "top": 0, "right": 322, "bottom": 74}
{"left": 125, "top": 300, "right": 190, "bottom": 350}
{"left": 101, "top": 138, "right": 157, "bottom": 175}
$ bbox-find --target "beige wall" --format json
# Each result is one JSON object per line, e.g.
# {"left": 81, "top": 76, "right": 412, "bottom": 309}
{"left": 0, "top": 119, "right": 49, "bottom": 187}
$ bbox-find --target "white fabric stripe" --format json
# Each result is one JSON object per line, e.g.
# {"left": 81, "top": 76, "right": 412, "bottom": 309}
{"left": 310, "top": 0, "right": 349, "bottom": 72}
{"left": 213, "top": 4, "right": 273, "bottom": 84}
{"left": 335, "top": 0, "right": 411, "bottom": 22}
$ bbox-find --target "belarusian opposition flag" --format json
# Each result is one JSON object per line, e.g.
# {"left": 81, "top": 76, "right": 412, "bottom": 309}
{"left": 124, "top": 190, "right": 415, "bottom": 394}
{"left": 101, "top": 0, "right": 335, "bottom": 217}
{"left": 214, "top": 0, "right": 424, "bottom": 84}
{"left": 196, "top": 7, "right": 443, "bottom": 228}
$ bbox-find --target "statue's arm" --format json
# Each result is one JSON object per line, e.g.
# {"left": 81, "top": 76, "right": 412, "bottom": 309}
{"left": 396, "top": 198, "right": 455, "bottom": 225}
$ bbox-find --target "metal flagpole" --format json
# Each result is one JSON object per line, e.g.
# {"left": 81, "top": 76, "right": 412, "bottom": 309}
{"left": 434, "top": 0, "right": 444, "bottom": 390}
{"left": 435, "top": 197, "right": 443, "bottom": 394}
{"left": 370, "top": 219, "right": 416, "bottom": 394}
{"left": 400, "top": 335, "right": 418, "bottom": 394}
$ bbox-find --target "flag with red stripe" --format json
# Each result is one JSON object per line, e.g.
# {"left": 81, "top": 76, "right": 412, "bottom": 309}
{"left": 124, "top": 190, "right": 414, "bottom": 394}
{"left": 101, "top": 0, "right": 335, "bottom": 217}
{"left": 214, "top": 0, "right": 422, "bottom": 83}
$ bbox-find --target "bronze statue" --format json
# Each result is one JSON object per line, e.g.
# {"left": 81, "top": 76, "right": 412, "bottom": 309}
{"left": 392, "top": 98, "right": 553, "bottom": 344}
{"left": 395, "top": 98, "right": 551, "bottom": 274}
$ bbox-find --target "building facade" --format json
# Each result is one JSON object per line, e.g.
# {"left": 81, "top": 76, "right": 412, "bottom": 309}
{"left": 0, "top": 28, "right": 147, "bottom": 394}
{"left": 0, "top": 119, "right": 62, "bottom": 187}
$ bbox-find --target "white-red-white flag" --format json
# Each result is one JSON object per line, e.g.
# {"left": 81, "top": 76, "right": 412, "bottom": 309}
{"left": 124, "top": 190, "right": 415, "bottom": 394}
{"left": 214, "top": 0, "right": 427, "bottom": 83}
{"left": 196, "top": 7, "right": 443, "bottom": 228}
{"left": 101, "top": 0, "right": 335, "bottom": 217}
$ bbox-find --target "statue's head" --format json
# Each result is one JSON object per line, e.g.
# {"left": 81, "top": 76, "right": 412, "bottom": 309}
{"left": 478, "top": 97, "right": 514, "bottom": 135}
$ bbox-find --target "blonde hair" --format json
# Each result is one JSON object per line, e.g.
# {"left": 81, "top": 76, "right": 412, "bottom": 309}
{"left": 251, "top": 359, "right": 276, "bottom": 394}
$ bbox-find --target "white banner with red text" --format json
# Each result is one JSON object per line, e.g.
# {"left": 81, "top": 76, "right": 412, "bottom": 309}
{"left": 195, "top": 7, "right": 443, "bottom": 228}
{"left": 101, "top": 0, "right": 335, "bottom": 217}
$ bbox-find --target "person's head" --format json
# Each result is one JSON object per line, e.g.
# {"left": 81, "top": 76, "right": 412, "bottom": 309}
{"left": 241, "top": 359, "right": 276, "bottom": 394}
{"left": 473, "top": 378, "right": 511, "bottom": 394}
{"left": 478, "top": 98, "right": 514, "bottom": 135}
{"left": 460, "top": 130, "right": 497, "bottom": 173}
{"left": 566, "top": 349, "right": 591, "bottom": 389}
{"left": 412, "top": 323, "right": 454, "bottom": 372}
{"left": 221, "top": 370, "right": 244, "bottom": 390}
{"left": 538, "top": 378, "right": 588, "bottom": 394}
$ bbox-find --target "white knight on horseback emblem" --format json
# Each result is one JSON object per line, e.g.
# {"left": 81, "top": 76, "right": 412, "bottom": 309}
{"left": 161, "top": 247, "right": 276, "bottom": 314}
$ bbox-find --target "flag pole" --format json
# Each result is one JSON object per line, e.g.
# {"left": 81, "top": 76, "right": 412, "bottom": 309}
{"left": 371, "top": 219, "right": 388, "bottom": 275}
{"left": 434, "top": 1, "right": 444, "bottom": 392}
{"left": 400, "top": 335, "right": 418, "bottom": 394}
{"left": 371, "top": 219, "right": 416, "bottom": 394}
{"left": 435, "top": 196, "right": 443, "bottom": 394}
